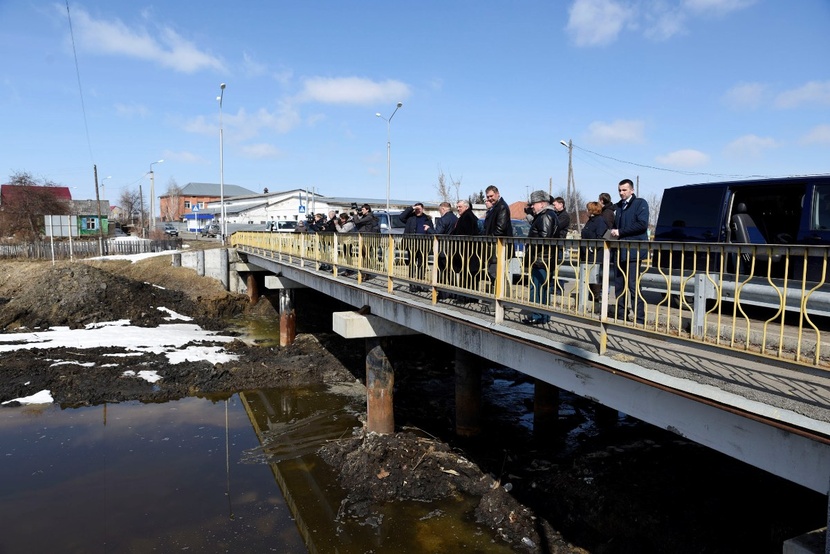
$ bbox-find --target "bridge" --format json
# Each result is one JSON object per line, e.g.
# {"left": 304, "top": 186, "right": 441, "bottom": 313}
{"left": 215, "top": 231, "right": 830, "bottom": 550}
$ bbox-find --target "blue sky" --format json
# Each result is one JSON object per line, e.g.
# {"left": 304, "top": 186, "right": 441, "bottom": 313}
{"left": 1, "top": 0, "right": 828, "bottom": 215}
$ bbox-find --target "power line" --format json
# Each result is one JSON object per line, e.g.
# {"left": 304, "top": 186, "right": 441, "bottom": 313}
{"left": 571, "top": 143, "right": 774, "bottom": 180}
{"left": 65, "top": 1, "right": 95, "bottom": 165}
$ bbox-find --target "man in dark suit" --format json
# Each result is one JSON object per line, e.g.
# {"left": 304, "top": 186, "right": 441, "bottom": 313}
{"left": 611, "top": 179, "right": 650, "bottom": 324}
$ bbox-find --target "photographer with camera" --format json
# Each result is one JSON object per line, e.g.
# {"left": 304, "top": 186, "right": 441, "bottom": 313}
{"left": 399, "top": 202, "right": 434, "bottom": 292}
{"left": 352, "top": 203, "right": 379, "bottom": 233}
{"left": 523, "top": 190, "right": 559, "bottom": 325}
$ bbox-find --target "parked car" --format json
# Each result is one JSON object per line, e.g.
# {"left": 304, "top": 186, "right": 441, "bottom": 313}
{"left": 200, "top": 222, "right": 221, "bottom": 238}
{"left": 163, "top": 223, "right": 179, "bottom": 237}
{"left": 265, "top": 220, "right": 298, "bottom": 233}
{"left": 375, "top": 211, "right": 405, "bottom": 234}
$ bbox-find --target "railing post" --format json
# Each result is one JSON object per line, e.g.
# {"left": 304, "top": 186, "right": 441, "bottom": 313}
{"left": 692, "top": 273, "right": 706, "bottom": 338}
{"left": 599, "top": 242, "right": 611, "bottom": 355}
{"left": 494, "top": 237, "right": 505, "bottom": 324}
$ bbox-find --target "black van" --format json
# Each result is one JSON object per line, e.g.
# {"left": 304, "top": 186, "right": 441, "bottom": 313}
{"left": 653, "top": 176, "right": 830, "bottom": 279}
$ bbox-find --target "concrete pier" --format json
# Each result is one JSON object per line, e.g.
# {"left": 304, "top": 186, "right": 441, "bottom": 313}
{"left": 366, "top": 338, "right": 395, "bottom": 434}
{"left": 279, "top": 289, "right": 295, "bottom": 347}
{"left": 455, "top": 349, "right": 482, "bottom": 437}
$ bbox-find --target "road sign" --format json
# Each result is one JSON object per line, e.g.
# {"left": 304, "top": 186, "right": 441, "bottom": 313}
{"left": 192, "top": 205, "right": 200, "bottom": 213}
{"left": 298, "top": 205, "right": 306, "bottom": 214}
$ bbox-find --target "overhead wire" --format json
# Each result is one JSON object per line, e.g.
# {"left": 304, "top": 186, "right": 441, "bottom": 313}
{"left": 65, "top": 1, "right": 95, "bottom": 165}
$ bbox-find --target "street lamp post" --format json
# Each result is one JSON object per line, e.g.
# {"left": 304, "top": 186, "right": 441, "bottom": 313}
{"left": 376, "top": 102, "right": 403, "bottom": 212}
{"left": 559, "top": 139, "right": 581, "bottom": 233}
{"left": 218, "top": 83, "right": 226, "bottom": 243}
{"left": 100, "top": 175, "right": 111, "bottom": 201}
{"left": 149, "top": 159, "right": 164, "bottom": 231}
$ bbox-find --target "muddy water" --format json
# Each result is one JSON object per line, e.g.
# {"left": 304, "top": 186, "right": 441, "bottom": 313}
{"left": 0, "top": 385, "right": 516, "bottom": 553}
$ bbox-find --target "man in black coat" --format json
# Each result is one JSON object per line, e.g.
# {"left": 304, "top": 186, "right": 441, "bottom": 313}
{"left": 523, "top": 190, "right": 559, "bottom": 324}
{"left": 483, "top": 185, "right": 513, "bottom": 285}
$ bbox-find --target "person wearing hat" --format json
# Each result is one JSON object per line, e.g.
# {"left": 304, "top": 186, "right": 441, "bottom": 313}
{"left": 523, "top": 190, "right": 560, "bottom": 325}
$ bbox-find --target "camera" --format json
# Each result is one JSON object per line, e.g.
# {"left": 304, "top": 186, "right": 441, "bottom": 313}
{"left": 350, "top": 202, "right": 359, "bottom": 210}
{"left": 524, "top": 205, "right": 535, "bottom": 215}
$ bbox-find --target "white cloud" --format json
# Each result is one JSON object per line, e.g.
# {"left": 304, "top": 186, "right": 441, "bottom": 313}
{"left": 114, "top": 103, "right": 150, "bottom": 119}
{"left": 655, "top": 149, "right": 709, "bottom": 167}
{"left": 800, "top": 124, "right": 830, "bottom": 146}
{"left": 723, "top": 82, "right": 766, "bottom": 109}
{"left": 566, "top": 0, "right": 755, "bottom": 46}
{"left": 298, "top": 77, "right": 410, "bottom": 105}
{"left": 585, "top": 119, "right": 646, "bottom": 144}
{"left": 566, "top": 0, "right": 633, "bottom": 47}
{"left": 239, "top": 143, "right": 284, "bottom": 159}
{"left": 724, "top": 134, "right": 777, "bottom": 157}
{"left": 162, "top": 150, "right": 209, "bottom": 165}
{"left": 64, "top": 6, "right": 225, "bottom": 74}
{"left": 241, "top": 52, "right": 268, "bottom": 78}
{"left": 775, "top": 81, "right": 830, "bottom": 109}
{"left": 683, "top": 0, "right": 757, "bottom": 16}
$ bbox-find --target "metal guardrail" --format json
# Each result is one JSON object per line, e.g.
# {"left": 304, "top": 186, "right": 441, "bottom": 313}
{"left": 232, "top": 231, "right": 830, "bottom": 370}
{"left": 0, "top": 238, "right": 182, "bottom": 260}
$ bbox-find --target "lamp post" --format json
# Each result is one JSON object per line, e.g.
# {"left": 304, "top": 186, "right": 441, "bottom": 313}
{"left": 149, "top": 159, "right": 164, "bottom": 231}
{"left": 559, "top": 139, "right": 580, "bottom": 233}
{"left": 218, "top": 83, "right": 226, "bottom": 243}
{"left": 100, "top": 175, "right": 111, "bottom": 201}
{"left": 376, "top": 101, "right": 403, "bottom": 212}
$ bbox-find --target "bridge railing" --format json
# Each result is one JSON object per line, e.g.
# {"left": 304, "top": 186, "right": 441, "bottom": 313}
{"left": 232, "top": 231, "right": 830, "bottom": 370}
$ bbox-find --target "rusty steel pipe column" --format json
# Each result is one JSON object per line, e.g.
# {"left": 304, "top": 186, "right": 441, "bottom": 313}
{"left": 246, "top": 273, "right": 260, "bottom": 304}
{"left": 455, "top": 348, "right": 481, "bottom": 437}
{"left": 533, "top": 379, "right": 560, "bottom": 439}
{"left": 366, "top": 338, "right": 394, "bottom": 434}
{"left": 278, "top": 289, "right": 295, "bottom": 347}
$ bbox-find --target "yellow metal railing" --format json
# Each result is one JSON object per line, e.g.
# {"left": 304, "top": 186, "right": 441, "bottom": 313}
{"left": 231, "top": 231, "right": 830, "bottom": 370}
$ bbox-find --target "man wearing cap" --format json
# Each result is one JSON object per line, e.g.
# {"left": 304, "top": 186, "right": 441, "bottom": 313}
{"left": 522, "top": 190, "right": 560, "bottom": 324}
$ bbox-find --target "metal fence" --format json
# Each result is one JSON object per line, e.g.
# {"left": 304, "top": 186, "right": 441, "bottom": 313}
{"left": 232, "top": 231, "right": 830, "bottom": 370}
{"left": 0, "top": 238, "right": 182, "bottom": 260}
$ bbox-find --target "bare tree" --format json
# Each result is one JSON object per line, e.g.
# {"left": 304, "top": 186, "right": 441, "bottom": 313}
{"left": 555, "top": 187, "right": 585, "bottom": 230}
{"left": 118, "top": 188, "right": 143, "bottom": 227}
{"left": 162, "top": 178, "right": 182, "bottom": 221}
{"left": 645, "top": 191, "right": 663, "bottom": 229}
{"left": 0, "top": 171, "right": 70, "bottom": 239}
{"left": 468, "top": 190, "right": 485, "bottom": 206}
{"left": 434, "top": 167, "right": 463, "bottom": 204}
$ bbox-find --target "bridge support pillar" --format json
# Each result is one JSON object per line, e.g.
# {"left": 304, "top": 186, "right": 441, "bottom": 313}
{"left": 366, "top": 338, "right": 394, "bottom": 434}
{"left": 455, "top": 349, "right": 482, "bottom": 438}
{"left": 278, "top": 289, "right": 295, "bottom": 347}
{"left": 247, "top": 273, "right": 260, "bottom": 304}
{"left": 533, "top": 379, "right": 559, "bottom": 439}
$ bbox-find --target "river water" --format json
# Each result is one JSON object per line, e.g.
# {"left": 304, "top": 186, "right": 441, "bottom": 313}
{"left": 0, "top": 383, "right": 520, "bottom": 553}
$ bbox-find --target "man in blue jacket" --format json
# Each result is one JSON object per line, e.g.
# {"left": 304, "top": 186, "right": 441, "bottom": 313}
{"left": 610, "top": 179, "right": 650, "bottom": 324}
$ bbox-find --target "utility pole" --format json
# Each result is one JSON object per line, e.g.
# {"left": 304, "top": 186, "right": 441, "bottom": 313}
{"left": 94, "top": 164, "right": 104, "bottom": 256}
{"left": 139, "top": 184, "right": 145, "bottom": 238}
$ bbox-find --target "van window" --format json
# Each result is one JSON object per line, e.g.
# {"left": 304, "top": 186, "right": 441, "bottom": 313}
{"left": 655, "top": 186, "right": 726, "bottom": 241}
{"left": 811, "top": 185, "right": 830, "bottom": 231}
{"left": 730, "top": 183, "right": 804, "bottom": 243}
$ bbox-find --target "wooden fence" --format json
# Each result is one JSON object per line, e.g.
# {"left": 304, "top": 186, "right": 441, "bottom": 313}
{"left": 0, "top": 238, "right": 182, "bottom": 260}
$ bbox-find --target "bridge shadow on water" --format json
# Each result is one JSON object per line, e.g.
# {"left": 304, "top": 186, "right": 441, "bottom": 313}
{"left": 290, "top": 288, "right": 828, "bottom": 553}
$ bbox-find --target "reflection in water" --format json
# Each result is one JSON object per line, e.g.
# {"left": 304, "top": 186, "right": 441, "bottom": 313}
{"left": 0, "top": 385, "right": 516, "bottom": 553}
{"left": 0, "top": 395, "right": 303, "bottom": 553}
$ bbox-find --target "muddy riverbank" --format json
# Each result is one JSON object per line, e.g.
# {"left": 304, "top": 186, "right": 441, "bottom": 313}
{"left": 0, "top": 254, "right": 825, "bottom": 553}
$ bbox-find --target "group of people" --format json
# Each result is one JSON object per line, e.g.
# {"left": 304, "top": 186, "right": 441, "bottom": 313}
{"left": 296, "top": 204, "right": 382, "bottom": 235}
{"left": 522, "top": 178, "right": 648, "bottom": 324}
{"left": 294, "top": 179, "right": 649, "bottom": 325}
